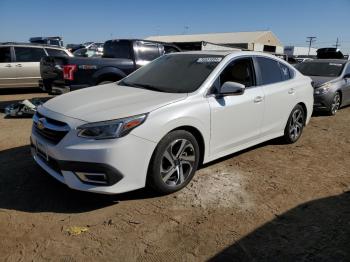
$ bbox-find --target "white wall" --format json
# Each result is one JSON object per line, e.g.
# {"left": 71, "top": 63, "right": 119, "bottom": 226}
{"left": 284, "top": 46, "right": 317, "bottom": 56}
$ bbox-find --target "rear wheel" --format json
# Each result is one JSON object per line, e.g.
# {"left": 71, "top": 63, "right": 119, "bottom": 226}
{"left": 282, "top": 104, "right": 305, "bottom": 144}
{"left": 328, "top": 92, "right": 341, "bottom": 116}
{"left": 147, "top": 130, "right": 200, "bottom": 194}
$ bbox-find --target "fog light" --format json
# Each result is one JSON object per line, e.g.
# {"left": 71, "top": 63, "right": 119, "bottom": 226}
{"left": 75, "top": 172, "right": 108, "bottom": 185}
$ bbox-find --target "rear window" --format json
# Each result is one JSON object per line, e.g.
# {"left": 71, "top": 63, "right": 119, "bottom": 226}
{"left": 295, "top": 62, "right": 345, "bottom": 77}
{"left": 103, "top": 40, "right": 132, "bottom": 59}
{"left": 14, "top": 47, "right": 46, "bottom": 62}
{"left": 46, "top": 48, "right": 69, "bottom": 57}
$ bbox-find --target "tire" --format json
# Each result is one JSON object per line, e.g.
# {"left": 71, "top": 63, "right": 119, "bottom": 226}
{"left": 147, "top": 130, "right": 200, "bottom": 194}
{"left": 282, "top": 104, "right": 305, "bottom": 144}
{"left": 327, "top": 92, "right": 341, "bottom": 116}
{"left": 97, "top": 81, "right": 114, "bottom": 85}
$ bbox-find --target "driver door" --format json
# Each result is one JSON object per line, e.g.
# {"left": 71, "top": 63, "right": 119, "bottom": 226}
{"left": 207, "top": 57, "right": 265, "bottom": 157}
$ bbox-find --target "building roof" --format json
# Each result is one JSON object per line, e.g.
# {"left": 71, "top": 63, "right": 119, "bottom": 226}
{"left": 146, "top": 31, "right": 283, "bottom": 46}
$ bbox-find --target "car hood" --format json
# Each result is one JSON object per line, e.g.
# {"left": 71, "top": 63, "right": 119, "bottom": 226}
{"left": 43, "top": 84, "right": 188, "bottom": 122}
{"left": 309, "top": 76, "right": 338, "bottom": 88}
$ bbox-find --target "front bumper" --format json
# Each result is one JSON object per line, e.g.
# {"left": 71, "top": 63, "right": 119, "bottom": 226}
{"left": 313, "top": 93, "right": 334, "bottom": 111}
{"left": 30, "top": 120, "right": 157, "bottom": 194}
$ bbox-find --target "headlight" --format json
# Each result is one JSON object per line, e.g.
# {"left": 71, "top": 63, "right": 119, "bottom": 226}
{"left": 314, "top": 83, "right": 332, "bottom": 95}
{"left": 77, "top": 114, "right": 147, "bottom": 139}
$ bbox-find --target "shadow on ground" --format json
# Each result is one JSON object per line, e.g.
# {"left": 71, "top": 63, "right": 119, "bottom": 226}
{"left": 210, "top": 191, "right": 350, "bottom": 262}
{"left": 0, "top": 145, "right": 159, "bottom": 214}
{"left": 0, "top": 87, "right": 44, "bottom": 95}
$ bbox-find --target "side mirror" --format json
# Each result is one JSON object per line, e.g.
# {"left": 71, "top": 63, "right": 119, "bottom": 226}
{"left": 218, "top": 81, "right": 245, "bottom": 97}
{"left": 343, "top": 74, "right": 350, "bottom": 79}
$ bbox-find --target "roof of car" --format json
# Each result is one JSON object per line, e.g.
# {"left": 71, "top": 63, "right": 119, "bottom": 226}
{"left": 170, "top": 50, "right": 285, "bottom": 59}
{"left": 302, "top": 59, "right": 348, "bottom": 64}
{"left": 0, "top": 42, "right": 66, "bottom": 49}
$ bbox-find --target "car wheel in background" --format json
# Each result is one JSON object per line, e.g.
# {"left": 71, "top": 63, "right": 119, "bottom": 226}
{"left": 148, "top": 130, "right": 200, "bottom": 194}
{"left": 328, "top": 92, "right": 341, "bottom": 116}
{"left": 283, "top": 104, "right": 305, "bottom": 144}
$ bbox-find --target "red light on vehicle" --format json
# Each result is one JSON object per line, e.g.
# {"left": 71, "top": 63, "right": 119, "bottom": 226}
{"left": 63, "top": 65, "right": 77, "bottom": 80}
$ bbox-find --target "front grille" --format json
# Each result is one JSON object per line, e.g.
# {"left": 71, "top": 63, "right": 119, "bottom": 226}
{"left": 33, "top": 112, "right": 69, "bottom": 145}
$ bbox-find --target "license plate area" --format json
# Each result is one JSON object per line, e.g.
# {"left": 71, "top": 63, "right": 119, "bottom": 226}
{"left": 36, "top": 140, "right": 48, "bottom": 162}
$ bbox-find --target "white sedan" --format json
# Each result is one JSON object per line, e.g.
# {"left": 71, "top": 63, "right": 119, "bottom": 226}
{"left": 30, "top": 51, "right": 313, "bottom": 194}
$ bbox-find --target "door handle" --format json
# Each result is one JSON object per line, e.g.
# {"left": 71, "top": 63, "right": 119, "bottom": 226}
{"left": 254, "top": 96, "right": 264, "bottom": 103}
{"left": 288, "top": 88, "right": 295, "bottom": 94}
{"left": 5, "top": 64, "right": 12, "bottom": 68}
{"left": 15, "top": 64, "right": 22, "bottom": 67}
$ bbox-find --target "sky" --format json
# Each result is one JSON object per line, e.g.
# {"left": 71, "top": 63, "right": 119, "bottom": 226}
{"left": 1, "top": 0, "right": 350, "bottom": 54}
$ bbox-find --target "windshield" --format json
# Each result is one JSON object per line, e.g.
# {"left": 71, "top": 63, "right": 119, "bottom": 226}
{"left": 295, "top": 61, "right": 345, "bottom": 77}
{"left": 119, "top": 54, "right": 223, "bottom": 93}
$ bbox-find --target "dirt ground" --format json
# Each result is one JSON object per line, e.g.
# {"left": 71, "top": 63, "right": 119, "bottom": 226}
{"left": 0, "top": 88, "right": 349, "bottom": 262}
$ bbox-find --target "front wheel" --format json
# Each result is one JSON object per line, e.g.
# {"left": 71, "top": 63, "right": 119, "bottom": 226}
{"left": 328, "top": 92, "right": 341, "bottom": 116}
{"left": 147, "top": 130, "right": 200, "bottom": 194}
{"left": 282, "top": 104, "right": 305, "bottom": 144}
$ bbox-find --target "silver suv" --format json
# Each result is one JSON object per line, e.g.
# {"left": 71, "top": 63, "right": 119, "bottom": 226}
{"left": 0, "top": 43, "right": 72, "bottom": 88}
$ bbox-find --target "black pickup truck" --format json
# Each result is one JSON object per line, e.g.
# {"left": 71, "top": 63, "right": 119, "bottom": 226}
{"left": 40, "top": 39, "right": 180, "bottom": 93}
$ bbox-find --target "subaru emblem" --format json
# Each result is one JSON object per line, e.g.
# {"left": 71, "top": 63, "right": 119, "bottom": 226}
{"left": 37, "top": 118, "right": 45, "bottom": 130}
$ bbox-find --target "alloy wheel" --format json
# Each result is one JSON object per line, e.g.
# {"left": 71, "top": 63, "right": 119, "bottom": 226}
{"left": 160, "top": 139, "right": 196, "bottom": 187}
{"left": 289, "top": 109, "right": 304, "bottom": 142}
{"left": 331, "top": 93, "right": 341, "bottom": 115}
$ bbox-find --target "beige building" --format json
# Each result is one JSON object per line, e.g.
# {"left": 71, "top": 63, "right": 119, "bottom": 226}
{"left": 147, "top": 31, "right": 284, "bottom": 54}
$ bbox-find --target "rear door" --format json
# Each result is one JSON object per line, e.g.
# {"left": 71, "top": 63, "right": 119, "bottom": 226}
{"left": 254, "top": 56, "right": 297, "bottom": 136}
{"left": 13, "top": 46, "right": 47, "bottom": 87}
{"left": 0, "top": 46, "right": 17, "bottom": 87}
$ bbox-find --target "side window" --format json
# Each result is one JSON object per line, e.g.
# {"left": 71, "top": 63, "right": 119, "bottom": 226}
{"left": 279, "top": 62, "right": 292, "bottom": 81}
{"left": 0, "top": 47, "right": 12, "bottom": 62}
{"left": 136, "top": 42, "right": 160, "bottom": 61}
{"left": 14, "top": 47, "right": 46, "bottom": 62}
{"left": 344, "top": 64, "right": 350, "bottom": 75}
{"left": 256, "top": 57, "right": 283, "bottom": 85}
{"left": 46, "top": 48, "right": 69, "bottom": 57}
{"left": 219, "top": 58, "right": 255, "bottom": 88}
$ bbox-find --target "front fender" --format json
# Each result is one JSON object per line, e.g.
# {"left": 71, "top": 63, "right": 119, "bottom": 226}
{"left": 131, "top": 97, "right": 211, "bottom": 163}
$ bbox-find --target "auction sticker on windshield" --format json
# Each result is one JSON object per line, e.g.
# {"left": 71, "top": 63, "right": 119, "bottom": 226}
{"left": 197, "top": 57, "right": 222, "bottom": 63}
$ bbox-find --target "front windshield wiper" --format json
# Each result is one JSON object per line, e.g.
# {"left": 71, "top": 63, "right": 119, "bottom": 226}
{"left": 120, "top": 81, "right": 164, "bottom": 92}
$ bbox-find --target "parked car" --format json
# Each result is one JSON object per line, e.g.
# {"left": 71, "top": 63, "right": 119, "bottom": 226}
{"left": 0, "top": 43, "right": 72, "bottom": 88}
{"left": 66, "top": 44, "right": 85, "bottom": 52}
{"left": 30, "top": 37, "right": 64, "bottom": 47}
{"left": 295, "top": 59, "right": 350, "bottom": 115}
{"left": 73, "top": 48, "right": 102, "bottom": 58}
{"left": 83, "top": 42, "right": 104, "bottom": 52}
{"left": 317, "top": 48, "right": 344, "bottom": 59}
{"left": 40, "top": 39, "right": 181, "bottom": 94}
{"left": 31, "top": 51, "right": 313, "bottom": 194}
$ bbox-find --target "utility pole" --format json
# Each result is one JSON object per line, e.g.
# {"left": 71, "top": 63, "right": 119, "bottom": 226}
{"left": 306, "top": 36, "right": 317, "bottom": 56}
{"left": 334, "top": 37, "right": 340, "bottom": 49}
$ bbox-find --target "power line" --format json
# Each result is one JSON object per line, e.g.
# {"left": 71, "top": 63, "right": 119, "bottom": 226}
{"left": 306, "top": 36, "right": 317, "bottom": 56}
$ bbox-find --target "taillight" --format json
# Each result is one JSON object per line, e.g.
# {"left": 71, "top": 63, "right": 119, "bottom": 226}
{"left": 63, "top": 65, "right": 77, "bottom": 80}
